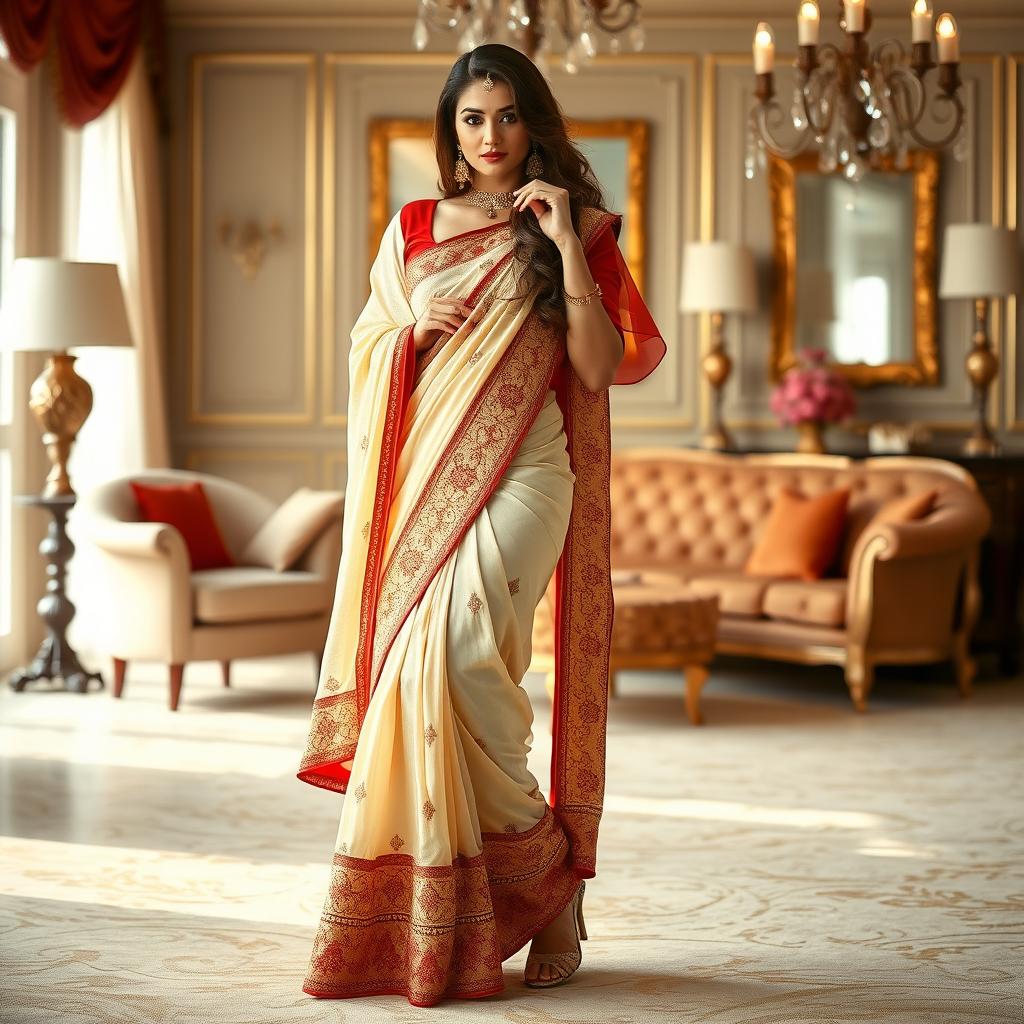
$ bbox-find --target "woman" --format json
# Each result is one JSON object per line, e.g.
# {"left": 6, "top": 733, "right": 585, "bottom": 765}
{"left": 297, "top": 42, "right": 665, "bottom": 1006}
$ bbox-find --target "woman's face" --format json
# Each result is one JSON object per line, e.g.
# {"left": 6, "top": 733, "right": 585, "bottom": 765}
{"left": 453, "top": 79, "right": 530, "bottom": 189}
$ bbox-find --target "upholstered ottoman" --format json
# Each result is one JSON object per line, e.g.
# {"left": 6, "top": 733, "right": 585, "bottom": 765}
{"left": 531, "top": 569, "right": 720, "bottom": 724}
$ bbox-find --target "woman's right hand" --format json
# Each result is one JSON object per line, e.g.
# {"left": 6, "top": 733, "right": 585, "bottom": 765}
{"left": 412, "top": 296, "right": 478, "bottom": 352}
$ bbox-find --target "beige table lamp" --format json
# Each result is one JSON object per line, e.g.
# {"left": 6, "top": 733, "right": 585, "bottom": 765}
{"left": 0, "top": 258, "right": 133, "bottom": 496}
{"left": 680, "top": 241, "right": 757, "bottom": 449}
{"left": 939, "top": 224, "right": 1021, "bottom": 456}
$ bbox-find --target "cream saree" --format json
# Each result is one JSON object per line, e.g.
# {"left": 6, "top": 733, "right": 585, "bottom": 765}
{"left": 297, "top": 205, "right": 619, "bottom": 1006}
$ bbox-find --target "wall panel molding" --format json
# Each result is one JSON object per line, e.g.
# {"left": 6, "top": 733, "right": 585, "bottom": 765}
{"left": 188, "top": 52, "right": 317, "bottom": 426}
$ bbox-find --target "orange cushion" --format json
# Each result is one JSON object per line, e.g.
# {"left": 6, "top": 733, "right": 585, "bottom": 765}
{"left": 870, "top": 488, "right": 937, "bottom": 527}
{"left": 744, "top": 486, "right": 850, "bottom": 581}
{"left": 129, "top": 480, "right": 235, "bottom": 571}
{"left": 841, "top": 488, "right": 937, "bottom": 573}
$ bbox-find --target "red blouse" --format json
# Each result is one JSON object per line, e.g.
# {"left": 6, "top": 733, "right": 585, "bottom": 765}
{"left": 400, "top": 198, "right": 665, "bottom": 389}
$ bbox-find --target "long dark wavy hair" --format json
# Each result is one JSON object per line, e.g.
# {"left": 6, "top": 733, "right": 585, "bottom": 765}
{"left": 434, "top": 43, "right": 610, "bottom": 332}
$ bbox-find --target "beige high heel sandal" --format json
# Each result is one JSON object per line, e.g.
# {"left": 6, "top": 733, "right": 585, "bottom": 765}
{"left": 523, "top": 879, "right": 588, "bottom": 988}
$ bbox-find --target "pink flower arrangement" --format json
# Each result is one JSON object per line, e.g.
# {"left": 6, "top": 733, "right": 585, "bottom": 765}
{"left": 770, "top": 347, "right": 857, "bottom": 427}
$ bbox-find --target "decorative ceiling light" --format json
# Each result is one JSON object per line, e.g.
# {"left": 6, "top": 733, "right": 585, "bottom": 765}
{"left": 412, "top": 0, "right": 646, "bottom": 74}
{"left": 747, "top": 0, "right": 966, "bottom": 182}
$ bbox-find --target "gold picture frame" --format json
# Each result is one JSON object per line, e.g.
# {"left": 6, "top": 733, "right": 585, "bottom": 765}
{"left": 367, "top": 117, "right": 649, "bottom": 294}
{"left": 768, "top": 149, "right": 940, "bottom": 387}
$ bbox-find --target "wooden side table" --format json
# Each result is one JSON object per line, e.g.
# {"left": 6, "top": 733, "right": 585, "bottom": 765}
{"left": 6, "top": 494, "right": 104, "bottom": 694}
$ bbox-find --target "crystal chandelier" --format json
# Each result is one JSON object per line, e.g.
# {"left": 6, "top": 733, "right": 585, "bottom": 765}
{"left": 746, "top": 0, "right": 967, "bottom": 182}
{"left": 412, "top": 0, "right": 646, "bottom": 74}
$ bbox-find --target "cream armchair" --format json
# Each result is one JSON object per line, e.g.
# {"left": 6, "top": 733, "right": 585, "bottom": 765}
{"left": 75, "top": 469, "right": 343, "bottom": 711}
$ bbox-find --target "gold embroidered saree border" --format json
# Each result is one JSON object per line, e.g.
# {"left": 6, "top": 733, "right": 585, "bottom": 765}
{"left": 405, "top": 221, "right": 512, "bottom": 295}
{"left": 411, "top": 248, "right": 517, "bottom": 389}
{"left": 545, "top": 205, "right": 619, "bottom": 876}
{"left": 549, "top": 372, "right": 613, "bottom": 877}
{"left": 302, "top": 804, "right": 582, "bottom": 1006}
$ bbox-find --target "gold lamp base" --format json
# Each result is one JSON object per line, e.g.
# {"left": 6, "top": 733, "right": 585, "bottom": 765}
{"left": 27, "top": 352, "right": 94, "bottom": 498}
{"left": 702, "top": 312, "right": 734, "bottom": 450}
{"left": 963, "top": 298, "right": 999, "bottom": 457}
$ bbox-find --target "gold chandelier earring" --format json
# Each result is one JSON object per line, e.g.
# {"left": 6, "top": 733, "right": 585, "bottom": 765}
{"left": 454, "top": 145, "right": 471, "bottom": 188}
{"left": 526, "top": 142, "right": 544, "bottom": 178}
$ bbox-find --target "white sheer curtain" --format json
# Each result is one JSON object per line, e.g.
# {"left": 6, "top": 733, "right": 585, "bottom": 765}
{"left": 63, "top": 51, "right": 170, "bottom": 653}
{"left": 63, "top": 49, "right": 170, "bottom": 485}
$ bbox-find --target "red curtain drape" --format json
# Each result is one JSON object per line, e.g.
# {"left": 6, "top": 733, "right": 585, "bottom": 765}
{"left": 0, "top": 0, "right": 164, "bottom": 128}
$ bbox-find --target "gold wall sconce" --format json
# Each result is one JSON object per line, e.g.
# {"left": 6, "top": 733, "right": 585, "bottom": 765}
{"left": 217, "top": 217, "right": 283, "bottom": 279}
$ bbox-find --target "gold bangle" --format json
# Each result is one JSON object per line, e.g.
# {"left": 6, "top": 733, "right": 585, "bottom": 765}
{"left": 564, "top": 282, "right": 602, "bottom": 306}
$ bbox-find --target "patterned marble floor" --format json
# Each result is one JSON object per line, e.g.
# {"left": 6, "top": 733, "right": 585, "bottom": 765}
{"left": 1, "top": 651, "right": 1022, "bottom": 1023}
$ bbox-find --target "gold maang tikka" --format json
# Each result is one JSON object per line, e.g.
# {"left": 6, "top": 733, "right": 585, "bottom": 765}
{"left": 483, "top": 71, "right": 495, "bottom": 91}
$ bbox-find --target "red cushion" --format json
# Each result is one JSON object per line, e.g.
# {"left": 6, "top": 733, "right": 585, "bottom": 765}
{"left": 129, "top": 480, "right": 235, "bottom": 571}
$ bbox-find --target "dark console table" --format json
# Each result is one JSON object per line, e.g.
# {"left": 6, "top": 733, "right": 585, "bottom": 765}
{"left": 6, "top": 494, "right": 105, "bottom": 693}
{"left": 722, "top": 447, "right": 1023, "bottom": 675}
{"left": 938, "top": 452, "right": 1023, "bottom": 675}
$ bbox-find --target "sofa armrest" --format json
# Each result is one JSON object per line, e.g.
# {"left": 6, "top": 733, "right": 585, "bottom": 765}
{"left": 75, "top": 516, "right": 194, "bottom": 662}
{"left": 846, "top": 495, "right": 989, "bottom": 653}
{"left": 862, "top": 495, "right": 991, "bottom": 564}
{"left": 83, "top": 519, "right": 191, "bottom": 561}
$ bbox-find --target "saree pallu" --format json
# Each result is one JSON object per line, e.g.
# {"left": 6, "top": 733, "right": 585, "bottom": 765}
{"left": 297, "top": 203, "right": 663, "bottom": 1006}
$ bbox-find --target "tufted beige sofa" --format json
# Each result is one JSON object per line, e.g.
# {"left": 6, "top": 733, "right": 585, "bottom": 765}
{"left": 75, "top": 469, "right": 343, "bottom": 711}
{"left": 534, "top": 450, "right": 991, "bottom": 711}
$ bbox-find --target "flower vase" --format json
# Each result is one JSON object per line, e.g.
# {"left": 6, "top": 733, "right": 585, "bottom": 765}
{"left": 796, "top": 419, "right": 826, "bottom": 454}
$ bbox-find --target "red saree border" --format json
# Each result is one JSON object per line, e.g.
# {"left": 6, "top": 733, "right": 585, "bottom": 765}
{"left": 298, "top": 323, "right": 416, "bottom": 792}
{"left": 549, "top": 373, "right": 613, "bottom": 878}
{"left": 548, "top": 206, "right": 618, "bottom": 877}
{"left": 411, "top": 248, "right": 516, "bottom": 388}
{"left": 356, "top": 322, "right": 417, "bottom": 725}
{"left": 302, "top": 804, "right": 582, "bottom": 1006}
{"left": 405, "top": 222, "right": 512, "bottom": 295}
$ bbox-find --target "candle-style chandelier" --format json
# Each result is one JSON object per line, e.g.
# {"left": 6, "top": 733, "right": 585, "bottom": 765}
{"left": 412, "top": 0, "right": 646, "bottom": 73}
{"left": 747, "top": 0, "right": 967, "bottom": 182}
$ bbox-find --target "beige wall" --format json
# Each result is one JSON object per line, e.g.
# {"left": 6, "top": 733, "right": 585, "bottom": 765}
{"left": 167, "top": 14, "right": 1024, "bottom": 502}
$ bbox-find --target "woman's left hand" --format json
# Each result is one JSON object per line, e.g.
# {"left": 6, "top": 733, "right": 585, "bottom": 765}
{"left": 512, "top": 180, "right": 577, "bottom": 249}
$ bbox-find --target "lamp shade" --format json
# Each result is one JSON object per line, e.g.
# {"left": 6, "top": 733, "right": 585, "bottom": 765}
{"left": 680, "top": 241, "right": 757, "bottom": 314}
{"left": 0, "top": 258, "right": 133, "bottom": 352}
{"left": 939, "top": 224, "right": 1021, "bottom": 299}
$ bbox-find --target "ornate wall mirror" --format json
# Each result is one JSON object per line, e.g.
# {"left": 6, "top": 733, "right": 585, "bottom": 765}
{"left": 768, "top": 149, "right": 940, "bottom": 386}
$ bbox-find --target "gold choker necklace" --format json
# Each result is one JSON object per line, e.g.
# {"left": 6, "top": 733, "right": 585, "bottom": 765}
{"left": 463, "top": 187, "right": 518, "bottom": 219}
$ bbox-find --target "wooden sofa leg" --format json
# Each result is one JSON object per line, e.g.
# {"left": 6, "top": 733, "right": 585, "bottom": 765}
{"left": 169, "top": 664, "right": 185, "bottom": 711}
{"left": 952, "top": 635, "right": 975, "bottom": 698}
{"left": 220, "top": 660, "right": 231, "bottom": 688}
{"left": 845, "top": 649, "right": 874, "bottom": 712}
{"left": 112, "top": 658, "right": 127, "bottom": 698}
{"left": 684, "top": 665, "right": 708, "bottom": 725}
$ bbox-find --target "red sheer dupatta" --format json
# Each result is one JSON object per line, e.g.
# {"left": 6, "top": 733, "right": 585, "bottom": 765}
{"left": 584, "top": 215, "right": 666, "bottom": 385}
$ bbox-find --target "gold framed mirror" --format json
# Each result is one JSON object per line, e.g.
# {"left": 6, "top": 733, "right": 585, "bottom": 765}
{"left": 368, "top": 116, "right": 649, "bottom": 293}
{"left": 768, "top": 149, "right": 940, "bottom": 387}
